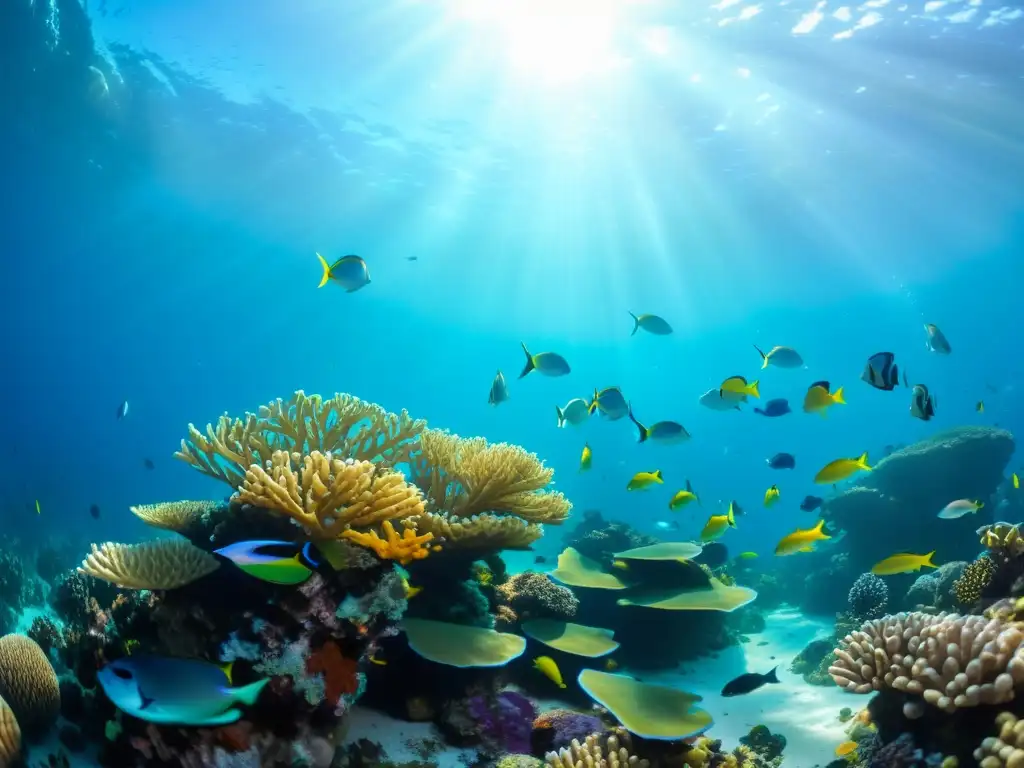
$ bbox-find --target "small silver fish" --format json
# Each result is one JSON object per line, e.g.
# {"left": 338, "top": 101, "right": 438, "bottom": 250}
{"left": 924, "top": 324, "right": 951, "bottom": 354}
{"left": 116, "top": 399, "right": 129, "bottom": 420}
{"left": 556, "top": 398, "right": 591, "bottom": 428}
{"left": 488, "top": 371, "right": 509, "bottom": 406}
{"left": 629, "top": 312, "right": 673, "bottom": 336}
{"left": 699, "top": 388, "right": 745, "bottom": 412}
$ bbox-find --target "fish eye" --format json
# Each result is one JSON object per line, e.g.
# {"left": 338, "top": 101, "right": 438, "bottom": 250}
{"left": 112, "top": 667, "right": 133, "bottom": 680}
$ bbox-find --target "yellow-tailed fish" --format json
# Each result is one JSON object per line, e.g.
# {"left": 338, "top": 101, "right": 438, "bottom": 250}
{"left": 720, "top": 375, "right": 760, "bottom": 399}
{"left": 835, "top": 741, "right": 858, "bottom": 758}
{"left": 399, "top": 570, "right": 422, "bottom": 599}
{"left": 627, "top": 469, "right": 664, "bottom": 491}
{"left": 611, "top": 560, "right": 630, "bottom": 570}
{"left": 316, "top": 252, "right": 371, "bottom": 292}
{"left": 579, "top": 443, "right": 592, "bottom": 472}
{"left": 700, "top": 507, "right": 736, "bottom": 542}
{"left": 753, "top": 344, "right": 803, "bottom": 369}
{"left": 628, "top": 312, "right": 673, "bottom": 336}
{"left": 728, "top": 500, "right": 745, "bottom": 518}
{"left": 628, "top": 404, "right": 690, "bottom": 444}
{"left": 937, "top": 499, "right": 983, "bottom": 520}
{"left": 814, "top": 452, "right": 871, "bottom": 484}
{"left": 369, "top": 655, "right": 388, "bottom": 666}
{"left": 775, "top": 519, "right": 831, "bottom": 556}
{"left": 976, "top": 400, "right": 985, "bottom": 413}
{"left": 764, "top": 485, "right": 780, "bottom": 507}
{"left": 871, "top": 551, "right": 937, "bottom": 576}
{"left": 1014, "top": 472, "right": 1020, "bottom": 490}
{"left": 533, "top": 656, "right": 566, "bottom": 688}
{"left": 35, "top": 500, "right": 41, "bottom": 515}
{"left": 738, "top": 552, "right": 758, "bottom": 560}
{"left": 519, "top": 342, "right": 571, "bottom": 378}
{"left": 604, "top": 658, "right": 619, "bottom": 671}
{"left": 213, "top": 540, "right": 317, "bottom": 585}
{"left": 488, "top": 370, "right": 509, "bottom": 406}
{"left": 803, "top": 381, "right": 845, "bottom": 416}
{"left": 589, "top": 386, "right": 629, "bottom": 420}
{"left": 669, "top": 479, "right": 700, "bottom": 510}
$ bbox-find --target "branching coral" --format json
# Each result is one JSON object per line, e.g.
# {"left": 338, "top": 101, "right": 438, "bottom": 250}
{"left": 78, "top": 540, "right": 219, "bottom": 590}
{"left": 175, "top": 390, "right": 424, "bottom": 489}
{"left": 129, "top": 500, "right": 218, "bottom": 533}
{"left": 829, "top": 611, "right": 1024, "bottom": 712}
{"left": 545, "top": 731, "right": 649, "bottom": 768}
{"left": 954, "top": 557, "right": 998, "bottom": 607}
{"left": 975, "top": 711, "right": 1024, "bottom": 767}
{"left": 341, "top": 520, "right": 436, "bottom": 565}
{"left": 848, "top": 573, "right": 889, "bottom": 620}
{"left": 411, "top": 512, "right": 543, "bottom": 550}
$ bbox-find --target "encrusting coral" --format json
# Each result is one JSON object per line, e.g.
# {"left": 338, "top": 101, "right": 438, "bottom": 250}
{"left": 129, "top": 500, "right": 218, "bottom": 533}
{"left": 829, "top": 610, "right": 1024, "bottom": 712}
{"left": 545, "top": 730, "right": 649, "bottom": 768}
{"left": 78, "top": 540, "right": 219, "bottom": 590}
{"left": 0, "top": 634, "right": 60, "bottom": 736}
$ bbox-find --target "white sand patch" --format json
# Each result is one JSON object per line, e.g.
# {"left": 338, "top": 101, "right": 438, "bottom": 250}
{"left": 344, "top": 706, "right": 479, "bottom": 768}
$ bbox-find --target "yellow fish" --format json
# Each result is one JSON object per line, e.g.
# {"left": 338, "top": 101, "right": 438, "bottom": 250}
{"left": 627, "top": 470, "right": 663, "bottom": 491}
{"left": 669, "top": 479, "right": 700, "bottom": 510}
{"left": 1015, "top": 472, "right": 1020, "bottom": 490}
{"left": 34, "top": 500, "right": 41, "bottom": 515}
{"left": 400, "top": 574, "right": 422, "bottom": 600}
{"left": 604, "top": 658, "right": 618, "bottom": 671}
{"left": 835, "top": 741, "right": 858, "bottom": 758}
{"left": 814, "top": 453, "right": 871, "bottom": 484}
{"left": 316, "top": 252, "right": 371, "bottom": 292}
{"left": 764, "top": 485, "right": 780, "bottom": 507}
{"left": 369, "top": 655, "right": 388, "bottom": 666}
{"left": 728, "top": 500, "right": 744, "bottom": 518}
{"left": 775, "top": 519, "right": 831, "bottom": 556}
{"left": 611, "top": 560, "right": 630, "bottom": 571}
{"left": 533, "top": 656, "right": 566, "bottom": 688}
{"left": 700, "top": 507, "right": 736, "bottom": 542}
{"left": 580, "top": 443, "right": 592, "bottom": 472}
{"left": 803, "top": 381, "right": 846, "bottom": 416}
{"left": 977, "top": 400, "right": 985, "bottom": 413}
{"left": 738, "top": 552, "right": 758, "bottom": 560}
{"left": 871, "top": 551, "right": 936, "bottom": 576}
{"left": 720, "top": 375, "right": 760, "bottom": 399}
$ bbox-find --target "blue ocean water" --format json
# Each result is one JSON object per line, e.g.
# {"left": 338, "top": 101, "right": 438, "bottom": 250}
{"left": 3, "top": 0, "right": 1023, "bottom": 567}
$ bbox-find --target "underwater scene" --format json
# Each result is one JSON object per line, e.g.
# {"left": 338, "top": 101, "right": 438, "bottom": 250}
{"left": 3, "top": 0, "right": 1024, "bottom": 767}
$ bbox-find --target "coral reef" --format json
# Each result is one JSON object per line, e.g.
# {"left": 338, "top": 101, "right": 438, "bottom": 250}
{"left": 544, "top": 730, "right": 649, "bottom": 768}
{"left": 848, "top": 573, "right": 889, "bottom": 620}
{"left": 739, "top": 725, "right": 787, "bottom": 762}
{"left": 129, "top": 500, "right": 219, "bottom": 534}
{"left": 0, "top": 694, "right": 20, "bottom": 767}
{"left": 905, "top": 562, "right": 967, "bottom": 612}
{"left": 955, "top": 558, "right": 999, "bottom": 610}
{"left": 531, "top": 709, "right": 604, "bottom": 754}
{"left": 497, "top": 572, "right": 579, "bottom": 622}
{"left": 562, "top": 511, "right": 657, "bottom": 568}
{"left": 78, "top": 540, "right": 220, "bottom": 589}
{"left": 0, "top": 635, "right": 60, "bottom": 737}
{"left": 791, "top": 637, "right": 837, "bottom": 686}
{"left": 468, "top": 690, "right": 536, "bottom": 754}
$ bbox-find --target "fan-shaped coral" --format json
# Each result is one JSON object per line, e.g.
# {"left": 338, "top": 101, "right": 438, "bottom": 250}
{"left": 0, "top": 694, "right": 19, "bottom": 768}
{"left": 0, "top": 635, "right": 59, "bottom": 736}
{"left": 130, "top": 500, "right": 218, "bottom": 532}
{"left": 78, "top": 540, "right": 219, "bottom": 590}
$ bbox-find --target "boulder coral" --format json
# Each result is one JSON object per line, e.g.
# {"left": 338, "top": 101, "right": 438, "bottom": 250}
{"left": 0, "top": 635, "right": 60, "bottom": 737}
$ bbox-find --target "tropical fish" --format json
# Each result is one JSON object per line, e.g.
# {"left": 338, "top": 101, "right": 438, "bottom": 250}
{"left": 488, "top": 371, "right": 509, "bottom": 406}
{"left": 800, "top": 495, "right": 824, "bottom": 512}
{"left": 701, "top": 507, "right": 736, "bottom": 542}
{"left": 814, "top": 453, "right": 871, "bottom": 484}
{"left": 143, "top": 458, "right": 156, "bottom": 470}
{"left": 116, "top": 399, "right": 129, "bottom": 420}
{"left": 654, "top": 520, "right": 681, "bottom": 531}
{"left": 862, "top": 352, "right": 900, "bottom": 391}
{"left": 700, "top": 388, "right": 745, "bottom": 412}
{"left": 753, "top": 345, "right": 803, "bottom": 369}
{"left": 721, "top": 666, "right": 780, "bottom": 696}
{"left": 316, "top": 253, "right": 371, "bottom": 292}
{"left": 533, "top": 656, "right": 566, "bottom": 688}
{"left": 754, "top": 399, "right": 790, "bottom": 417}
{"left": 214, "top": 541, "right": 318, "bottom": 585}
{"left": 627, "top": 470, "right": 664, "bottom": 491}
{"left": 803, "top": 381, "right": 845, "bottom": 416}
{"left": 910, "top": 384, "right": 936, "bottom": 421}
{"left": 720, "top": 375, "right": 760, "bottom": 399}
{"left": 738, "top": 552, "right": 758, "bottom": 560}
{"left": 611, "top": 560, "right": 630, "bottom": 570}
{"left": 519, "top": 343, "right": 571, "bottom": 378}
{"left": 728, "top": 500, "right": 745, "bottom": 518}
{"left": 767, "top": 452, "right": 795, "bottom": 470}
{"left": 836, "top": 742, "right": 858, "bottom": 758}
{"left": 369, "top": 655, "right": 387, "bottom": 666}
{"left": 977, "top": 400, "right": 985, "bottom": 413}
{"left": 628, "top": 405, "right": 690, "bottom": 444}
{"left": 763, "top": 485, "right": 781, "bottom": 507}
{"left": 401, "top": 572, "right": 423, "bottom": 599}
{"left": 534, "top": 555, "right": 548, "bottom": 564}
{"left": 925, "top": 323, "right": 951, "bottom": 354}
{"left": 669, "top": 480, "right": 700, "bottom": 510}
{"left": 89, "top": 504, "right": 100, "bottom": 520}
{"left": 579, "top": 443, "right": 592, "bottom": 472}
{"left": 604, "top": 658, "right": 619, "bottom": 671}
{"left": 97, "top": 656, "right": 269, "bottom": 726}
{"left": 34, "top": 500, "right": 41, "bottom": 515}
{"left": 589, "top": 386, "right": 629, "bottom": 420}
{"left": 938, "top": 499, "right": 984, "bottom": 520}
{"left": 1014, "top": 473, "right": 1020, "bottom": 490}
{"left": 871, "top": 551, "right": 937, "bottom": 576}
{"left": 775, "top": 520, "right": 831, "bottom": 555}
{"left": 628, "top": 312, "right": 673, "bottom": 336}
{"left": 556, "top": 398, "right": 591, "bottom": 428}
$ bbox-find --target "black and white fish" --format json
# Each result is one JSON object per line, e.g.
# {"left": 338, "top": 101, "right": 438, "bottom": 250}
{"left": 862, "top": 352, "right": 900, "bottom": 391}
{"left": 116, "top": 399, "right": 129, "bottom": 420}
{"left": 910, "top": 384, "right": 936, "bottom": 421}
{"left": 925, "top": 323, "right": 951, "bottom": 354}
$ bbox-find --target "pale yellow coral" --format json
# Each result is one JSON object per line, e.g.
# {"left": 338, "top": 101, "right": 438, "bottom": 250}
{"left": 409, "top": 511, "right": 542, "bottom": 550}
{"left": 412, "top": 429, "right": 570, "bottom": 524}
{"left": 78, "top": 540, "right": 219, "bottom": 590}
{"left": 129, "top": 500, "right": 218, "bottom": 532}
{"left": 0, "top": 694, "right": 20, "bottom": 768}
{"left": 236, "top": 450, "right": 425, "bottom": 539}
{"left": 175, "top": 390, "right": 423, "bottom": 489}
{"left": 974, "top": 711, "right": 1024, "bottom": 768}
{"left": 545, "top": 731, "right": 649, "bottom": 768}
{"left": 341, "top": 520, "right": 437, "bottom": 565}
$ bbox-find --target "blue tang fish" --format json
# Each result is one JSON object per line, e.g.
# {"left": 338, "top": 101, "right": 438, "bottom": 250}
{"left": 98, "top": 656, "right": 269, "bottom": 726}
{"left": 754, "top": 399, "right": 790, "bottom": 417}
{"left": 214, "top": 540, "right": 319, "bottom": 585}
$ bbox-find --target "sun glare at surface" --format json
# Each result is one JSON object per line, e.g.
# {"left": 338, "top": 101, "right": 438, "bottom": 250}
{"left": 450, "top": 0, "right": 628, "bottom": 84}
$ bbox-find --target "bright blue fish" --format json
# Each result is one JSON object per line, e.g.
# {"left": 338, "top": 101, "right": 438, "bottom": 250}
{"left": 98, "top": 656, "right": 269, "bottom": 726}
{"left": 214, "top": 540, "right": 319, "bottom": 585}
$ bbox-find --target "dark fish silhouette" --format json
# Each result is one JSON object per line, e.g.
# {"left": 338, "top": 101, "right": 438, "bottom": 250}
{"left": 799, "top": 495, "right": 824, "bottom": 512}
{"left": 910, "top": 384, "right": 936, "bottom": 421}
{"left": 754, "top": 399, "right": 791, "bottom": 417}
{"left": 89, "top": 504, "right": 101, "bottom": 520}
{"left": 143, "top": 458, "right": 155, "bottom": 470}
{"left": 534, "top": 555, "right": 548, "bottom": 564}
{"left": 862, "top": 352, "right": 900, "bottom": 391}
{"left": 406, "top": 256, "right": 418, "bottom": 261}
{"left": 722, "top": 666, "right": 780, "bottom": 697}
{"left": 767, "top": 452, "right": 796, "bottom": 470}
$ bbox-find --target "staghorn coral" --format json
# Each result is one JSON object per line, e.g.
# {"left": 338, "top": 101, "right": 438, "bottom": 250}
{"left": 848, "top": 573, "right": 889, "bottom": 620}
{"left": 411, "top": 511, "right": 543, "bottom": 550}
{"left": 497, "top": 572, "right": 579, "bottom": 620}
{"left": 412, "top": 428, "right": 570, "bottom": 525}
{"left": 341, "top": 520, "right": 436, "bottom": 565}
{"left": 954, "top": 557, "right": 998, "bottom": 607}
{"left": 78, "top": 540, "right": 219, "bottom": 589}
{"left": 0, "top": 694, "right": 19, "bottom": 768}
{"left": 129, "top": 500, "right": 218, "bottom": 533}
{"left": 0, "top": 634, "right": 60, "bottom": 736}
{"left": 829, "top": 611, "right": 1024, "bottom": 712}
{"left": 237, "top": 451, "right": 425, "bottom": 539}
{"left": 975, "top": 711, "right": 1024, "bottom": 767}
{"left": 175, "top": 390, "right": 424, "bottom": 489}
{"left": 545, "top": 730, "right": 649, "bottom": 768}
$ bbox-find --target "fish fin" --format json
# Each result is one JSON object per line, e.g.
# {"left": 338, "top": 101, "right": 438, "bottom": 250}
{"left": 232, "top": 678, "right": 271, "bottom": 708}
{"left": 832, "top": 386, "right": 846, "bottom": 405}
{"left": 977, "top": 501, "right": 985, "bottom": 509}
{"left": 923, "top": 551, "right": 937, "bottom": 569}
{"left": 765, "top": 666, "right": 780, "bottom": 684}
{"left": 518, "top": 342, "right": 535, "bottom": 379}
{"left": 858, "top": 452, "right": 872, "bottom": 470}
{"left": 588, "top": 390, "right": 600, "bottom": 414}
{"left": 749, "top": 380, "right": 760, "bottom": 398}
{"left": 219, "top": 661, "right": 234, "bottom": 685}
{"left": 197, "top": 709, "right": 244, "bottom": 726}
{"left": 727, "top": 508, "right": 736, "bottom": 527}
{"left": 556, "top": 405, "right": 565, "bottom": 428}
{"left": 628, "top": 312, "right": 640, "bottom": 336}
{"left": 753, "top": 344, "right": 767, "bottom": 367}
{"left": 813, "top": 519, "right": 830, "bottom": 538}
{"left": 627, "top": 403, "right": 648, "bottom": 443}
{"left": 316, "top": 253, "right": 332, "bottom": 288}
{"left": 139, "top": 685, "right": 155, "bottom": 711}
{"left": 654, "top": 470, "right": 663, "bottom": 481}
{"left": 301, "top": 541, "right": 320, "bottom": 568}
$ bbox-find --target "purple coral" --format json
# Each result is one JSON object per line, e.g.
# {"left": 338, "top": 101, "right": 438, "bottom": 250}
{"left": 468, "top": 690, "right": 537, "bottom": 754}
{"left": 533, "top": 709, "right": 603, "bottom": 750}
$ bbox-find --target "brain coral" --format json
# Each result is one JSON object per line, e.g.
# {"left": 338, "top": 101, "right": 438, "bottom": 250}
{"left": 497, "top": 572, "right": 579, "bottom": 620}
{"left": 0, "top": 635, "right": 59, "bottom": 735}
{"left": 0, "top": 694, "right": 19, "bottom": 768}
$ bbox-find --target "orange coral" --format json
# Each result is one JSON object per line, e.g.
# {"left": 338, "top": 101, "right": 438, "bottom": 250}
{"left": 341, "top": 520, "right": 437, "bottom": 565}
{"left": 305, "top": 641, "right": 359, "bottom": 706}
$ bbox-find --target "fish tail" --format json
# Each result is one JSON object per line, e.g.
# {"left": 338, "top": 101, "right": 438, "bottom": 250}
{"left": 727, "top": 508, "right": 736, "bottom": 527}
{"left": 753, "top": 344, "right": 767, "bottom": 368}
{"left": 923, "top": 550, "right": 937, "bottom": 569}
{"left": 858, "top": 452, "right": 872, "bottom": 471}
{"left": 628, "top": 403, "right": 647, "bottom": 442}
{"left": 814, "top": 519, "right": 830, "bottom": 539}
{"left": 749, "top": 380, "right": 760, "bottom": 398}
{"left": 232, "top": 678, "right": 271, "bottom": 707}
{"left": 558, "top": 682, "right": 567, "bottom": 689}
{"left": 629, "top": 312, "right": 640, "bottom": 336}
{"left": 316, "top": 252, "right": 332, "bottom": 288}
{"left": 220, "top": 661, "right": 235, "bottom": 684}
{"left": 518, "top": 342, "right": 535, "bottom": 379}
{"left": 654, "top": 470, "right": 663, "bottom": 482}
{"left": 556, "top": 405, "right": 566, "bottom": 428}
{"left": 588, "top": 389, "right": 600, "bottom": 414}
{"left": 766, "top": 666, "right": 780, "bottom": 684}
{"left": 832, "top": 386, "right": 846, "bottom": 405}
